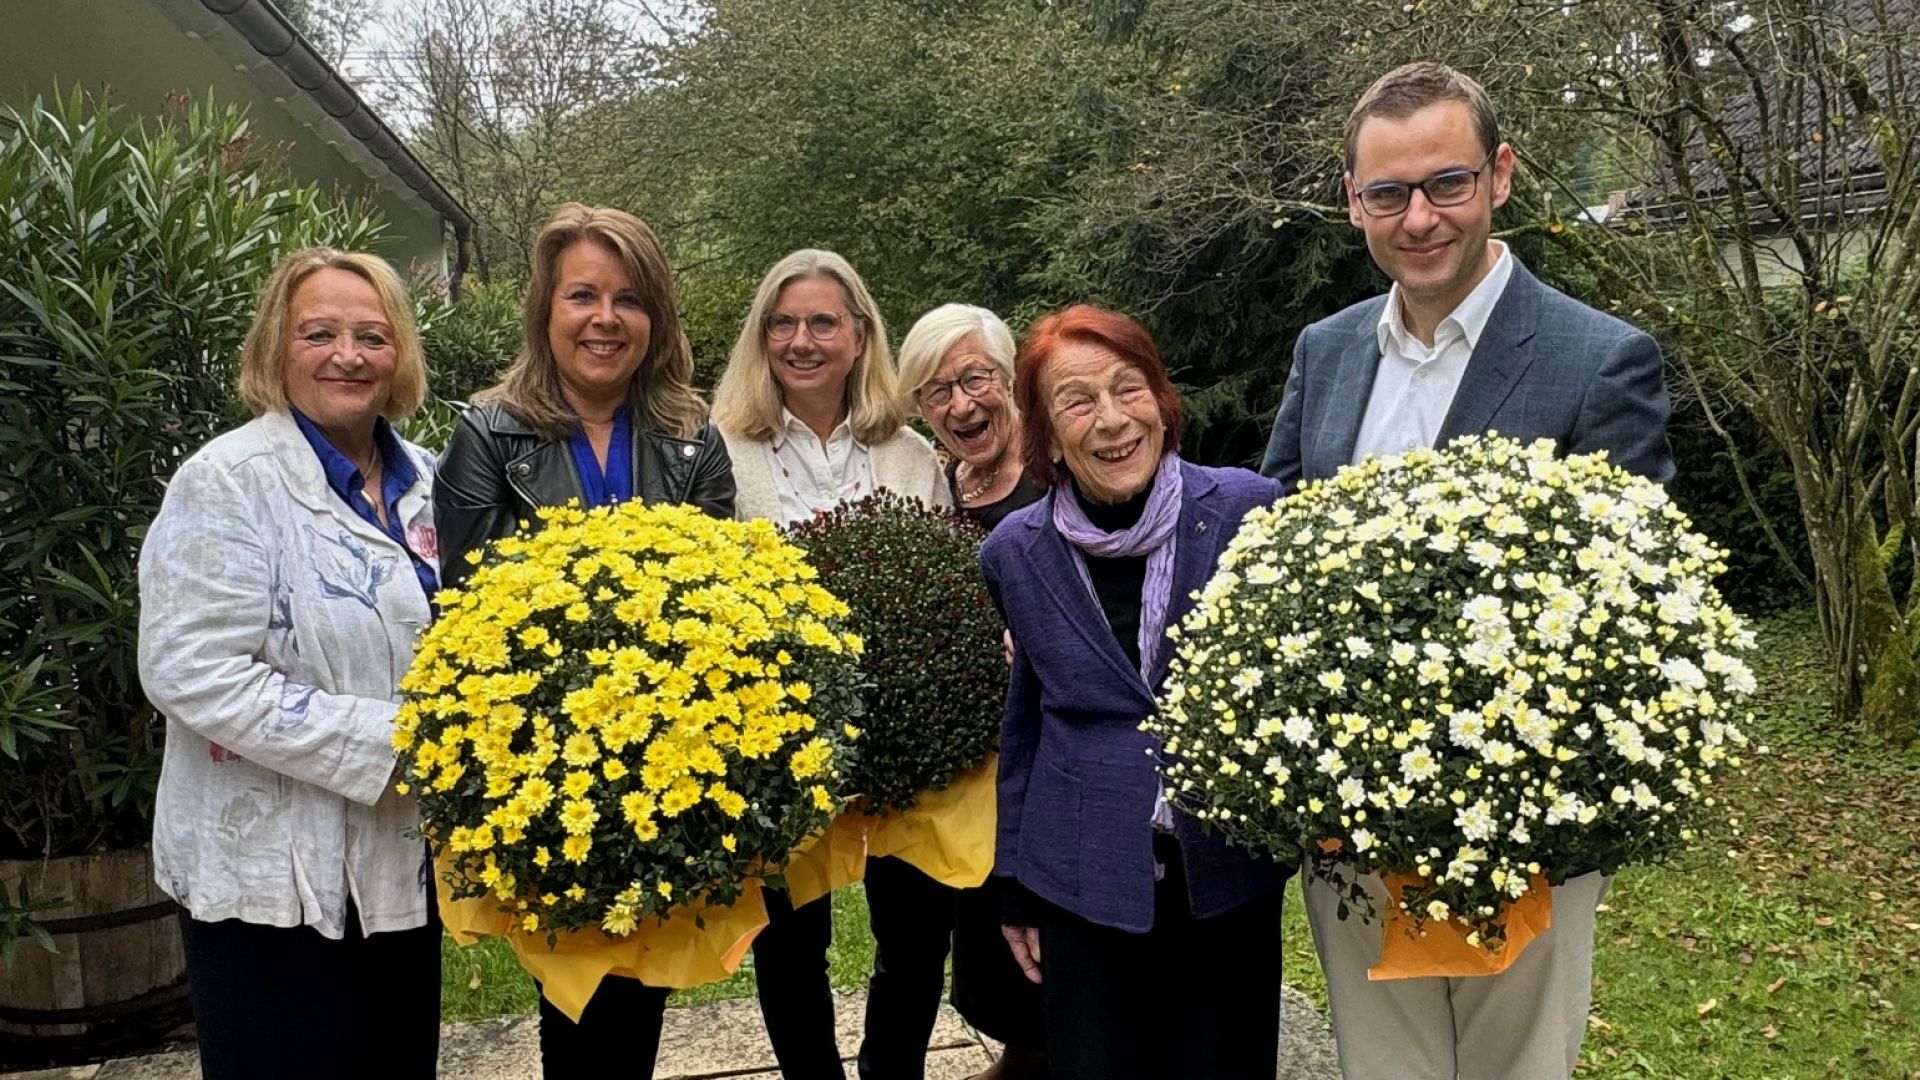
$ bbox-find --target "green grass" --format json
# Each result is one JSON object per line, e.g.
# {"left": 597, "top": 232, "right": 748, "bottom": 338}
{"left": 439, "top": 610, "right": 1920, "bottom": 1078}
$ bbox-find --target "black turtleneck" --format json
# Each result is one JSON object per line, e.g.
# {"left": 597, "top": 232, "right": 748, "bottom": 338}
{"left": 1074, "top": 477, "right": 1152, "bottom": 670}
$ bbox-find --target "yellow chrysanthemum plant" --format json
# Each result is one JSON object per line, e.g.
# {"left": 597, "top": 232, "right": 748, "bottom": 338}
{"left": 1146, "top": 436, "right": 1754, "bottom": 966}
{"left": 394, "top": 501, "right": 863, "bottom": 957}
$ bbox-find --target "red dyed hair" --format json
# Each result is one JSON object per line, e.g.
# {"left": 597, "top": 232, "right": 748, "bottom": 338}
{"left": 1015, "top": 304, "right": 1185, "bottom": 488}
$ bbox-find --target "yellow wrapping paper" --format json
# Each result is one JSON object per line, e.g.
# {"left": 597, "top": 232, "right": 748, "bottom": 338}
{"left": 436, "top": 853, "right": 771, "bottom": 1021}
{"left": 781, "top": 811, "right": 871, "bottom": 907}
{"left": 862, "top": 754, "right": 997, "bottom": 888}
{"left": 1368, "top": 872, "right": 1554, "bottom": 981}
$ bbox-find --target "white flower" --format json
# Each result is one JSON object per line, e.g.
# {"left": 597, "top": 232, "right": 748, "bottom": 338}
{"left": 1461, "top": 594, "right": 1506, "bottom": 626}
{"left": 1467, "top": 540, "right": 1504, "bottom": 569}
{"left": 1449, "top": 708, "right": 1488, "bottom": 750}
{"left": 1230, "top": 668, "right": 1265, "bottom": 698}
{"left": 1282, "top": 714, "right": 1316, "bottom": 746}
{"left": 1481, "top": 740, "right": 1520, "bottom": 767}
{"left": 1315, "top": 748, "right": 1347, "bottom": 777}
{"left": 1399, "top": 746, "right": 1440, "bottom": 784}
{"left": 1544, "top": 792, "right": 1584, "bottom": 825}
{"left": 1351, "top": 828, "right": 1378, "bottom": 852}
{"left": 1343, "top": 637, "right": 1375, "bottom": 660}
{"left": 1337, "top": 776, "right": 1367, "bottom": 807}
{"left": 1659, "top": 656, "right": 1708, "bottom": 691}
{"left": 1532, "top": 609, "right": 1575, "bottom": 649}
{"left": 1389, "top": 641, "right": 1417, "bottom": 666}
{"left": 1318, "top": 669, "right": 1347, "bottom": 693}
{"left": 1454, "top": 800, "right": 1497, "bottom": 842}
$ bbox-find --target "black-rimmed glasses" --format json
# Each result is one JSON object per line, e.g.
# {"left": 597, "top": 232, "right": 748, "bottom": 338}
{"left": 1354, "top": 150, "right": 1497, "bottom": 217}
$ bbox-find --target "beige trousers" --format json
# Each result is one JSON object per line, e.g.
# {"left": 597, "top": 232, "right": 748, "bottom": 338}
{"left": 1303, "top": 865, "right": 1609, "bottom": 1080}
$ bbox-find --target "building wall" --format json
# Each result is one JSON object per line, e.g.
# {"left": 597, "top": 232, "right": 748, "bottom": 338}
{"left": 1, "top": 0, "right": 447, "bottom": 274}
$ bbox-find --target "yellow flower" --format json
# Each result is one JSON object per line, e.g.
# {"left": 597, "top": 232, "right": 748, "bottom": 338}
{"left": 721, "top": 834, "right": 738, "bottom": 852}
{"left": 562, "top": 835, "right": 592, "bottom": 863}
{"left": 602, "top": 758, "right": 630, "bottom": 781}
{"left": 602, "top": 906, "right": 637, "bottom": 936}
{"left": 811, "top": 785, "right": 835, "bottom": 812}
{"left": 789, "top": 736, "right": 833, "bottom": 780}
{"left": 708, "top": 782, "right": 748, "bottom": 818}
{"left": 562, "top": 770, "right": 594, "bottom": 798}
{"left": 559, "top": 798, "right": 599, "bottom": 836}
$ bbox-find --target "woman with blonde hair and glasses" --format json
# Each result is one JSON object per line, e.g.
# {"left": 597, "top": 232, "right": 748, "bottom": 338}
{"left": 138, "top": 248, "right": 440, "bottom": 1079}
{"left": 712, "top": 249, "right": 949, "bottom": 1079}
{"left": 435, "top": 203, "right": 735, "bottom": 1077}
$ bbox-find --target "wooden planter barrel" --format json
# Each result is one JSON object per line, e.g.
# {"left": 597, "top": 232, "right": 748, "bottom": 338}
{"left": 0, "top": 847, "right": 190, "bottom": 1067}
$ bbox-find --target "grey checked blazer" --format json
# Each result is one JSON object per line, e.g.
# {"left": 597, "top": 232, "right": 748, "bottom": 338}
{"left": 1259, "top": 261, "right": 1673, "bottom": 489}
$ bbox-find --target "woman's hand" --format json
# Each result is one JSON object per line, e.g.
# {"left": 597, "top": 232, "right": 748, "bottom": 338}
{"left": 1001, "top": 924, "right": 1042, "bottom": 984}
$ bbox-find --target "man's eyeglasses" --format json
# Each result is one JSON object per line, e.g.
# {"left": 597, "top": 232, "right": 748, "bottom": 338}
{"left": 915, "top": 366, "right": 999, "bottom": 409}
{"left": 1354, "top": 150, "right": 1497, "bottom": 218}
{"left": 767, "top": 311, "right": 855, "bottom": 343}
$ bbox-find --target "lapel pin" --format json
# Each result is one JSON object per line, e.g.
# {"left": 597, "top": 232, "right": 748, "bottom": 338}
{"left": 1195, "top": 521, "right": 1208, "bottom": 534}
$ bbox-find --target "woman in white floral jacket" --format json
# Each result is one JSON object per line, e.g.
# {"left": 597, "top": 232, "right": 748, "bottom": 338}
{"left": 137, "top": 249, "right": 441, "bottom": 1079}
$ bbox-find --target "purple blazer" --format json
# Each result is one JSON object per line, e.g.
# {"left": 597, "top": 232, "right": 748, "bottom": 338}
{"left": 980, "top": 459, "right": 1290, "bottom": 932}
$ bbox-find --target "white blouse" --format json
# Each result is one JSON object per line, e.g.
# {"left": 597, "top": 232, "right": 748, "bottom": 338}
{"left": 765, "top": 408, "right": 876, "bottom": 524}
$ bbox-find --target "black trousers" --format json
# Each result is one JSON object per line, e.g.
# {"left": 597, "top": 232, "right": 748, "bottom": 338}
{"left": 858, "top": 855, "right": 959, "bottom": 1080}
{"left": 752, "top": 885, "right": 846, "bottom": 1080}
{"left": 950, "top": 873, "right": 1047, "bottom": 1052}
{"left": 536, "top": 974, "right": 670, "bottom": 1078}
{"left": 179, "top": 903, "right": 441, "bottom": 1080}
{"left": 1036, "top": 837, "right": 1283, "bottom": 1080}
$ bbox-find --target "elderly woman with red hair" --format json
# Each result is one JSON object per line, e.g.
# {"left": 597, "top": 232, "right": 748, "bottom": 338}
{"left": 979, "top": 305, "right": 1289, "bottom": 1080}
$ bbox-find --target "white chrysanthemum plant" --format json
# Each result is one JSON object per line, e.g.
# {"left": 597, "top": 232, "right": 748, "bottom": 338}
{"left": 1146, "top": 435, "right": 1754, "bottom": 954}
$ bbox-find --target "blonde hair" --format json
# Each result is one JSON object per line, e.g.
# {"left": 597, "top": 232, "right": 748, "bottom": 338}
{"left": 896, "top": 303, "right": 1017, "bottom": 410}
{"left": 480, "top": 204, "right": 707, "bottom": 439}
{"left": 711, "top": 249, "right": 904, "bottom": 444}
{"left": 237, "top": 248, "right": 425, "bottom": 420}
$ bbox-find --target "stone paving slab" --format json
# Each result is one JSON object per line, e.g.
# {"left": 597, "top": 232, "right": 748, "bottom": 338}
{"left": 4, "top": 985, "right": 1339, "bottom": 1079}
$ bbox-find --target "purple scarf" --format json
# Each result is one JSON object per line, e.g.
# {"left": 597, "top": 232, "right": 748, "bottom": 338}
{"left": 1051, "top": 451, "right": 1185, "bottom": 680}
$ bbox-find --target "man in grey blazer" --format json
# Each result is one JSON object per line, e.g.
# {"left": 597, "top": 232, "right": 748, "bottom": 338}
{"left": 1260, "top": 63, "right": 1673, "bottom": 1080}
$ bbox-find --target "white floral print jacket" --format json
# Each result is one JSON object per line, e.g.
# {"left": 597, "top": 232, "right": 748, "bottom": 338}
{"left": 138, "top": 410, "right": 437, "bottom": 939}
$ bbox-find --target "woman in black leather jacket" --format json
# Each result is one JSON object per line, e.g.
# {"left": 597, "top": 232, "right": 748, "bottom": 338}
{"left": 433, "top": 203, "right": 735, "bottom": 1077}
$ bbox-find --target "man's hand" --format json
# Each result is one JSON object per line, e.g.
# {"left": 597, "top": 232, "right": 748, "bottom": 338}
{"left": 1001, "top": 924, "right": 1042, "bottom": 984}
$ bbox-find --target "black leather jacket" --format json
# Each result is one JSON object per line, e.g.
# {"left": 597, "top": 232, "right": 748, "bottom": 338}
{"left": 435, "top": 400, "right": 737, "bottom": 591}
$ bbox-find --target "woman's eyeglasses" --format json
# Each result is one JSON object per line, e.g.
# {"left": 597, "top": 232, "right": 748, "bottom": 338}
{"left": 766, "top": 311, "right": 854, "bottom": 342}
{"left": 915, "top": 367, "right": 999, "bottom": 409}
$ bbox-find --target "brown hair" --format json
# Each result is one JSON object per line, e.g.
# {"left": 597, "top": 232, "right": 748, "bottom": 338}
{"left": 480, "top": 204, "right": 706, "bottom": 439}
{"left": 1344, "top": 62, "right": 1501, "bottom": 172}
{"left": 237, "top": 248, "right": 425, "bottom": 420}
{"left": 1014, "top": 304, "right": 1184, "bottom": 488}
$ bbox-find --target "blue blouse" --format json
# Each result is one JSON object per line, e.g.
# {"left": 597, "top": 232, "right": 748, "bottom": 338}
{"left": 566, "top": 407, "right": 635, "bottom": 508}
{"left": 290, "top": 408, "right": 439, "bottom": 605}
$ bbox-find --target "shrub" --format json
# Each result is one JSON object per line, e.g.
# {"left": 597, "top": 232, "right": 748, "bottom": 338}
{"left": 0, "top": 89, "right": 388, "bottom": 864}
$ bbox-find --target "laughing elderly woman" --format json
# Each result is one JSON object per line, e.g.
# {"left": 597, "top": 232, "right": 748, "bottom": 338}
{"left": 897, "top": 303, "right": 1048, "bottom": 1080}
{"left": 138, "top": 249, "right": 440, "bottom": 1079}
{"left": 979, "top": 304, "right": 1288, "bottom": 1080}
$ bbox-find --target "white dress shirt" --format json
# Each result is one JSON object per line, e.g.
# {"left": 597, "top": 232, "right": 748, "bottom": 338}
{"left": 765, "top": 408, "right": 876, "bottom": 526}
{"left": 1351, "top": 241, "right": 1516, "bottom": 465}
